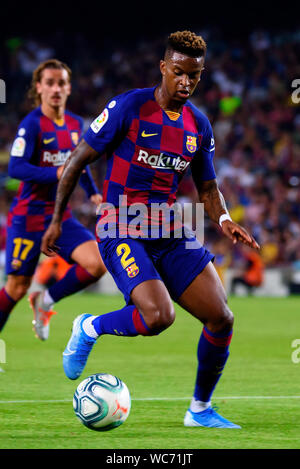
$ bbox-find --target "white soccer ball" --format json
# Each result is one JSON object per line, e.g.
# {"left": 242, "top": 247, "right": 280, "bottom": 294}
{"left": 73, "top": 373, "right": 131, "bottom": 431}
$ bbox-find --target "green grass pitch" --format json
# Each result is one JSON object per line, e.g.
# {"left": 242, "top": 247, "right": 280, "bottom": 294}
{"left": 0, "top": 293, "right": 300, "bottom": 449}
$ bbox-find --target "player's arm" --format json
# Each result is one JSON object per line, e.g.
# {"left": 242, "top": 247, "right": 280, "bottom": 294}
{"left": 8, "top": 118, "right": 62, "bottom": 184}
{"left": 78, "top": 165, "right": 102, "bottom": 206}
{"left": 76, "top": 116, "right": 102, "bottom": 205}
{"left": 41, "top": 140, "right": 99, "bottom": 256}
{"left": 191, "top": 120, "right": 259, "bottom": 250}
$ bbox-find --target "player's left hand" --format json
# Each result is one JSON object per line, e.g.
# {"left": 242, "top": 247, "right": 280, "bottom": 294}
{"left": 90, "top": 193, "right": 103, "bottom": 208}
{"left": 221, "top": 220, "right": 260, "bottom": 250}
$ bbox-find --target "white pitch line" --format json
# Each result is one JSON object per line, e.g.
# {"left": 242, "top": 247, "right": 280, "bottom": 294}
{"left": 0, "top": 396, "right": 300, "bottom": 404}
{"left": 135, "top": 396, "right": 300, "bottom": 401}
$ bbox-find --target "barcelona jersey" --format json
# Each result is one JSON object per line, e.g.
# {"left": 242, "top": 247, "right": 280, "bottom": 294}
{"left": 7, "top": 107, "right": 98, "bottom": 232}
{"left": 84, "top": 86, "right": 216, "bottom": 239}
{"left": 5, "top": 107, "right": 98, "bottom": 275}
{"left": 84, "top": 86, "right": 216, "bottom": 302}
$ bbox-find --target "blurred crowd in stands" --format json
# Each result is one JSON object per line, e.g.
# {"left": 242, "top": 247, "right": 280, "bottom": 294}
{"left": 0, "top": 28, "right": 300, "bottom": 281}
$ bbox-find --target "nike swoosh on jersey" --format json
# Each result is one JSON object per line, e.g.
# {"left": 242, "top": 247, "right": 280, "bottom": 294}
{"left": 43, "top": 138, "right": 55, "bottom": 144}
{"left": 141, "top": 131, "right": 159, "bottom": 137}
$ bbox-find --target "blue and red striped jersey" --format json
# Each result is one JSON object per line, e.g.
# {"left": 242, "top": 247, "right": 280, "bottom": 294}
{"left": 84, "top": 86, "right": 216, "bottom": 238}
{"left": 8, "top": 107, "right": 99, "bottom": 232}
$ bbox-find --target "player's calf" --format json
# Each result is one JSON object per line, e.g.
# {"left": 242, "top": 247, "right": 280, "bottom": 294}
{"left": 0, "top": 276, "right": 32, "bottom": 333}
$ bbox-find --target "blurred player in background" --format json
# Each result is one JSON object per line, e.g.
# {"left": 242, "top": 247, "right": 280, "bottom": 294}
{"left": 42, "top": 32, "right": 259, "bottom": 427}
{"left": 231, "top": 244, "right": 264, "bottom": 295}
{"left": 0, "top": 59, "right": 106, "bottom": 340}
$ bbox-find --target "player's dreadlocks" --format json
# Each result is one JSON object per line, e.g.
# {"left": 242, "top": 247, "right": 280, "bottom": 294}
{"left": 165, "top": 31, "right": 207, "bottom": 58}
{"left": 28, "top": 59, "right": 72, "bottom": 107}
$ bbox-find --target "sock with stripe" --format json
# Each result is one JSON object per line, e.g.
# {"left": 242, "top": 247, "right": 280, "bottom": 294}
{"left": 48, "top": 264, "right": 98, "bottom": 303}
{"left": 193, "top": 326, "right": 233, "bottom": 405}
{"left": 83, "top": 305, "right": 153, "bottom": 338}
{"left": 0, "top": 288, "right": 17, "bottom": 332}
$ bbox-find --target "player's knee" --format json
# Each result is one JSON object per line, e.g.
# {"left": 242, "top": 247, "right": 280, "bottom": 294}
{"left": 15, "top": 283, "right": 31, "bottom": 301}
{"left": 6, "top": 277, "right": 31, "bottom": 301}
{"left": 144, "top": 303, "right": 175, "bottom": 333}
{"left": 212, "top": 303, "right": 234, "bottom": 333}
{"left": 222, "top": 305, "right": 234, "bottom": 331}
{"left": 88, "top": 262, "right": 106, "bottom": 279}
{"left": 81, "top": 260, "right": 106, "bottom": 279}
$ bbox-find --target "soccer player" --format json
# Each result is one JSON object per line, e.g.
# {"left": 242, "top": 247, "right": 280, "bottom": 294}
{"left": 0, "top": 59, "right": 106, "bottom": 340}
{"left": 42, "top": 32, "right": 259, "bottom": 427}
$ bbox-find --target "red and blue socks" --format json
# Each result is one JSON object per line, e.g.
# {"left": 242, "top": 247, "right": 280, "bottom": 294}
{"left": 0, "top": 288, "right": 16, "bottom": 332}
{"left": 83, "top": 305, "right": 152, "bottom": 338}
{"left": 192, "top": 326, "right": 232, "bottom": 410}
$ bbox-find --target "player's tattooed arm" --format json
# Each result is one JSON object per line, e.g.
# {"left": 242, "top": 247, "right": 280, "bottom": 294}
{"left": 41, "top": 141, "right": 99, "bottom": 256}
{"left": 196, "top": 179, "right": 227, "bottom": 223}
{"left": 196, "top": 179, "right": 260, "bottom": 250}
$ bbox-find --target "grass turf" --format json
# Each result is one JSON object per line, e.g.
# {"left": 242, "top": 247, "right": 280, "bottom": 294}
{"left": 0, "top": 293, "right": 299, "bottom": 449}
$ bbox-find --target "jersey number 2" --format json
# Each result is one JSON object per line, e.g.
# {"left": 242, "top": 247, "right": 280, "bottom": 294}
{"left": 116, "top": 243, "right": 135, "bottom": 269}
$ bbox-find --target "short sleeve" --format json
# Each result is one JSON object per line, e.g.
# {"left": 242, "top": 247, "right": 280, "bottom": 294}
{"left": 191, "top": 120, "right": 216, "bottom": 182}
{"left": 83, "top": 93, "right": 133, "bottom": 155}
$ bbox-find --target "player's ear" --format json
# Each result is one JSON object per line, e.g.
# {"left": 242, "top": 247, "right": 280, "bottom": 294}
{"left": 160, "top": 60, "right": 166, "bottom": 76}
{"left": 36, "top": 81, "right": 42, "bottom": 96}
{"left": 35, "top": 81, "right": 42, "bottom": 96}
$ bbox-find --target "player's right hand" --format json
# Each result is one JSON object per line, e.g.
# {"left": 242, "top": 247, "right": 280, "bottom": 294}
{"left": 41, "top": 223, "right": 62, "bottom": 257}
{"left": 221, "top": 220, "right": 260, "bottom": 250}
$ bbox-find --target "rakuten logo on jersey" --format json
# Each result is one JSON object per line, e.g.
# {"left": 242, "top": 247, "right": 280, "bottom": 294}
{"left": 137, "top": 150, "right": 190, "bottom": 172}
{"left": 42, "top": 150, "right": 71, "bottom": 166}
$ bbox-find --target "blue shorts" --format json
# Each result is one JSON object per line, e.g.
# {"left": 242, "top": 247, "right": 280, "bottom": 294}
{"left": 6, "top": 217, "right": 95, "bottom": 276}
{"left": 99, "top": 234, "right": 214, "bottom": 304}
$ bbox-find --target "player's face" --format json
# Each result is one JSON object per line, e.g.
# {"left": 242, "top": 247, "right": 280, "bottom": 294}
{"left": 160, "top": 51, "right": 204, "bottom": 104}
{"left": 36, "top": 68, "right": 71, "bottom": 109}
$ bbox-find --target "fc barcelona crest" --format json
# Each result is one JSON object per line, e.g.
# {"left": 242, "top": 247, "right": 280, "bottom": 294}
{"left": 126, "top": 263, "right": 140, "bottom": 278}
{"left": 71, "top": 131, "right": 79, "bottom": 146}
{"left": 186, "top": 135, "right": 197, "bottom": 153}
{"left": 11, "top": 259, "right": 22, "bottom": 270}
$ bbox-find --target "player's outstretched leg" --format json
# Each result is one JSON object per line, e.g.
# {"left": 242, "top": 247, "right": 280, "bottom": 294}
{"left": 179, "top": 262, "right": 241, "bottom": 429}
{"left": 62, "top": 306, "right": 150, "bottom": 380}
{"left": 62, "top": 280, "right": 174, "bottom": 380}
{"left": 63, "top": 304, "right": 158, "bottom": 380}
{"left": 63, "top": 314, "right": 97, "bottom": 380}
